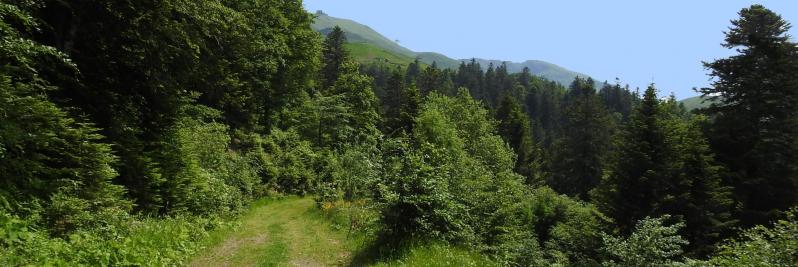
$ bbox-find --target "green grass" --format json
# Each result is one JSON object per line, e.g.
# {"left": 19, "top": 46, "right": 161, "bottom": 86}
{"left": 188, "top": 197, "right": 363, "bottom": 266}
{"left": 188, "top": 197, "right": 495, "bottom": 266}
{"left": 345, "top": 42, "right": 425, "bottom": 68}
{"left": 370, "top": 242, "right": 497, "bottom": 267}
{"left": 187, "top": 197, "right": 494, "bottom": 266}
{"left": 313, "top": 13, "right": 416, "bottom": 57}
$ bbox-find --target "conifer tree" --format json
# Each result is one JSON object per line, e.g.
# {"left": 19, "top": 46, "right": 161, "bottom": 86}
{"left": 405, "top": 58, "right": 422, "bottom": 85}
{"left": 519, "top": 67, "right": 532, "bottom": 88}
{"left": 322, "top": 26, "right": 349, "bottom": 90}
{"left": 496, "top": 95, "right": 541, "bottom": 184}
{"left": 383, "top": 70, "right": 405, "bottom": 134}
{"left": 484, "top": 63, "right": 497, "bottom": 106}
{"left": 699, "top": 4, "right": 798, "bottom": 226}
{"left": 399, "top": 83, "right": 422, "bottom": 135}
{"left": 331, "top": 61, "right": 381, "bottom": 147}
{"left": 594, "top": 85, "right": 733, "bottom": 255}
{"left": 548, "top": 77, "right": 613, "bottom": 200}
{"left": 419, "top": 61, "right": 442, "bottom": 96}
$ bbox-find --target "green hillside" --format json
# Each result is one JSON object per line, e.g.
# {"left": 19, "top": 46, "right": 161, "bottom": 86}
{"left": 312, "top": 11, "right": 599, "bottom": 85}
{"left": 313, "top": 11, "right": 414, "bottom": 57}
{"left": 469, "top": 58, "right": 595, "bottom": 86}
{"left": 417, "top": 52, "right": 462, "bottom": 69}
{"left": 679, "top": 95, "right": 719, "bottom": 110}
{"left": 345, "top": 42, "right": 421, "bottom": 68}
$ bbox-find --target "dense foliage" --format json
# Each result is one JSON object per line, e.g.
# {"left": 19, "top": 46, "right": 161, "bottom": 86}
{"left": 1, "top": 1, "right": 797, "bottom": 266}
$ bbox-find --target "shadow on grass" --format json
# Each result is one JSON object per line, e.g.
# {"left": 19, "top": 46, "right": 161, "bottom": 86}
{"left": 347, "top": 234, "right": 424, "bottom": 267}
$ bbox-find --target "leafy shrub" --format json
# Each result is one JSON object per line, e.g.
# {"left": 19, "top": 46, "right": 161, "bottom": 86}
{"left": 695, "top": 208, "right": 798, "bottom": 267}
{"left": 253, "top": 128, "right": 319, "bottom": 195}
{"left": 602, "top": 215, "right": 689, "bottom": 267}
{"left": 376, "top": 137, "right": 471, "bottom": 242}
{"left": 159, "top": 104, "right": 257, "bottom": 215}
{"left": 0, "top": 74, "right": 131, "bottom": 234}
{"left": 0, "top": 209, "right": 219, "bottom": 266}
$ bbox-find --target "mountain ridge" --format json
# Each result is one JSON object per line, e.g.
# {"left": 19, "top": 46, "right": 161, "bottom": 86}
{"left": 311, "top": 11, "right": 597, "bottom": 86}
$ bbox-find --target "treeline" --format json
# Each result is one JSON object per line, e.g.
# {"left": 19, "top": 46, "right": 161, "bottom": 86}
{"left": 1, "top": 1, "right": 796, "bottom": 266}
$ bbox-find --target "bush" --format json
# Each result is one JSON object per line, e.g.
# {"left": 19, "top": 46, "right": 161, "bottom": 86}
{"left": 696, "top": 208, "right": 798, "bottom": 266}
{"left": 251, "top": 128, "right": 319, "bottom": 195}
{"left": 0, "top": 74, "right": 131, "bottom": 235}
{"left": 602, "top": 215, "right": 689, "bottom": 267}
{"left": 0, "top": 210, "right": 219, "bottom": 266}
{"left": 159, "top": 104, "right": 258, "bottom": 216}
{"left": 376, "top": 138, "right": 471, "bottom": 242}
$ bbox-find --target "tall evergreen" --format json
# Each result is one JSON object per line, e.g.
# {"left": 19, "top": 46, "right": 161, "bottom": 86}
{"left": 699, "top": 5, "right": 798, "bottom": 226}
{"left": 0, "top": 10, "right": 129, "bottom": 233}
{"left": 455, "top": 59, "right": 484, "bottom": 100}
{"left": 405, "top": 58, "right": 422, "bottom": 86}
{"left": 383, "top": 70, "right": 405, "bottom": 134}
{"left": 594, "top": 85, "right": 733, "bottom": 255}
{"left": 484, "top": 63, "right": 497, "bottom": 106}
{"left": 322, "top": 26, "right": 349, "bottom": 90}
{"left": 399, "top": 83, "right": 422, "bottom": 135}
{"left": 419, "top": 62, "right": 443, "bottom": 96}
{"left": 599, "top": 80, "right": 636, "bottom": 121}
{"left": 547, "top": 77, "right": 614, "bottom": 200}
{"left": 496, "top": 95, "right": 541, "bottom": 184}
{"left": 330, "top": 61, "right": 382, "bottom": 147}
{"left": 519, "top": 67, "right": 532, "bottom": 88}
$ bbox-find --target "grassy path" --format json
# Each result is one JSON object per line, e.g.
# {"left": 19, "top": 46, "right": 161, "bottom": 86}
{"left": 187, "top": 197, "right": 495, "bottom": 267}
{"left": 188, "top": 197, "right": 359, "bottom": 267}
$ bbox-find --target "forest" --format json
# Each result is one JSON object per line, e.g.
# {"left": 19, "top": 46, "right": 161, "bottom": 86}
{"left": 1, "top": 1, "right": 797, "bottom": 266}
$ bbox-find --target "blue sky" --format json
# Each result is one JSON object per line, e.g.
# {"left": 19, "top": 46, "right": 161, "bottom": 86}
{"left": 303, "top": 0, "right": 797, "bottom": 99}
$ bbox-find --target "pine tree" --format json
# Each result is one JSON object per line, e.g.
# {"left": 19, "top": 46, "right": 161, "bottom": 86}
{"left": 456, "top": 59, "right": 484, "bottom": 101}
{"left": 0, "top": 8, "right": 129, "bottom": 233}
{"left": 599, "top": 80, "right": 635, "bottom": 121}
{"left": 383, "top": 70, "right": 405, "bottom": 134}
{"left": 484, "top": 62, "right": 497, "bottom": 106}
{"left": 594, "top": 85, "right": 672, "bottom": 232}
{"left": 699, "top": 5, "right": 798, "bottom": 226}
{"left": 322, "top": 26, "right": 349, "bottom": 90}
{"left": 519, "top": 67, "right": 532, "bottom": 88}
{"left": 594, "top": 85, "right": 733, "bottom": 255}
{"left": 496, "top": 95, "right": 541, "bottom": 184}
{"left": 548, "top": 77, "right": 614, "bottom": 200}
{"left": 332, "top": 61, "right": 381, "bottom": 147}
{"left": 399, "top": 83, "right": 422, "bottom": 135}
{"left": 419, "top": 61, "right": 441, "bottom": 96}
{"left": 405, "top": 57, "right": 422, "bottom": 85}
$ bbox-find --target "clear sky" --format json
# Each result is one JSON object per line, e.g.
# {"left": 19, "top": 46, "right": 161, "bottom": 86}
{"left": 303, "top": 0, "right": 797, "bottom": 99}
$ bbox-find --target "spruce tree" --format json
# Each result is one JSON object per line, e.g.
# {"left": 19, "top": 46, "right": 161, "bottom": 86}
{"left": 484, "top": 63, "right": 497, "bottom": 106}
{"left": 332, "top": 61, "right": 381, "bottom": 147}
{"left": 419, "top": 61, "right": 441, "bottom": 96}
{"left": 496, "top": 95, "right": 541, "bottom": 184}
{"left": 594, "top": 85, "right": 733, "bottom": 255}
{"left": 405, "top": 57, "right": 422, "bottom": 85}
{"left": 519, "top": 67, "right": 532, "bottom": 88}
{"left": 383, "top": 70, "right": 405, "bottom": 134}
{"left": 322, "top": 26, "right": 349, "bottom": 90}
{"left": 699, "top": 4, "right": 798, "bottom": 226}
{"left": 399, "top": 83, "right": 422, "bottom": 135}
{"left": 548, "top": 77, "right": 614, "bottom": 200}
{"left": 595, "top": 85, "right": 672, "bottom": 232}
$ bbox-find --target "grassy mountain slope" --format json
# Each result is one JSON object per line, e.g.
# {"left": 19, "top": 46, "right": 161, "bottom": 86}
{"left": 313, "top": 11, "right": 415, "bottom": 57}
{"left": 312, "top": 11, "right": 599, "bottom": 85}
{"left": 417, "top": 52, "right": 461, "bottom": 69}
{"left": 345, "top": 43, "right": 422, "bottom": 68}
{"left": 679, "top": 95, "right": 719, "bottom": 111}
{"left": 469, "top": 58, "right": 594, "bottom": 86}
